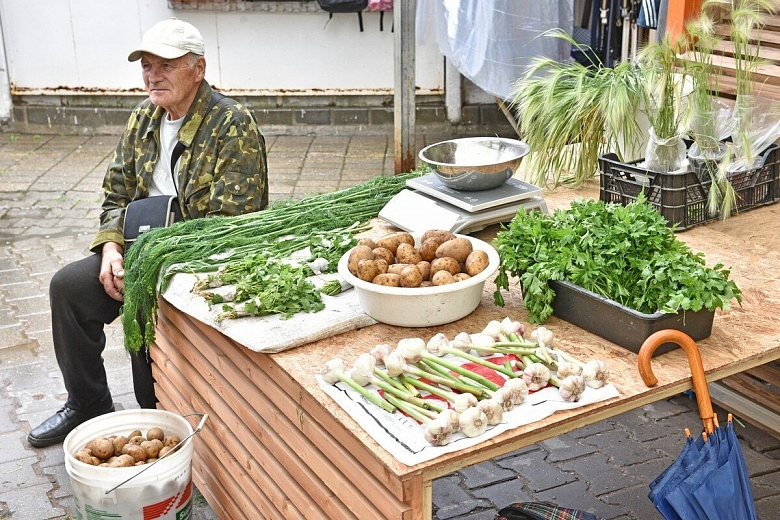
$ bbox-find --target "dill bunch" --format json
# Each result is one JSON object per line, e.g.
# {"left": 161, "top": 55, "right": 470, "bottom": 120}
{"left": 121, "top": 171, "right": 421, "bottom": 352}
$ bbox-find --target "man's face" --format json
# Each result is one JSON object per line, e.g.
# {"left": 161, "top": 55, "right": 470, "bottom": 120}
{"left": 141, "top": 53, "right": 205, "bottom": 119}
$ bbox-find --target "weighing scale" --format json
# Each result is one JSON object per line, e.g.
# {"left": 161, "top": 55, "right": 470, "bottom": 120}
{"left": 379, "top": 174, "right": 548, "bottom": 235}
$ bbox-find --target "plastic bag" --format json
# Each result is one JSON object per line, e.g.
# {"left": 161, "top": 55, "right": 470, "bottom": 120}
{"left": 730, "top": 95, "right": 780, "bottom": 163}
{"left": 645, "top": 127, "right": 687, "bottom": 173}
{"left": 415, "top": 0, "right": 573, "bottom": 100}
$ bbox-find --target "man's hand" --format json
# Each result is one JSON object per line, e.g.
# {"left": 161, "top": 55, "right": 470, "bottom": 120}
{"left": 99, "top": 242, "right": 125, "bottom": 301}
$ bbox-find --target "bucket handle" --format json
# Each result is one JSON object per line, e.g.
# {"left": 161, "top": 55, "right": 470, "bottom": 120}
{"left": 104, "top": 412, "right": 208, "bottom": 495}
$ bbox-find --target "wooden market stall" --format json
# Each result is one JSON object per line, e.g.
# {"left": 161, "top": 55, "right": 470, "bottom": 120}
{"left": 149, "top": 181, "right": 780, "bottom": 520}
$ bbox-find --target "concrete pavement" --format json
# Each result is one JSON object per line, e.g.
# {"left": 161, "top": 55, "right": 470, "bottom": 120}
{"left": 1, "top": 128, "right": 779, "bottom": 520}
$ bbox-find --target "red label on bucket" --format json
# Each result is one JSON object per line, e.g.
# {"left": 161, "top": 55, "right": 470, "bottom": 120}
{"left": 143, "top": 480, "right": 192, "bottom": 520}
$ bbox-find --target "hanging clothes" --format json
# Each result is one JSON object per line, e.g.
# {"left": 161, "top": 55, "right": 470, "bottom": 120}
{"left": 637, "top": 0, "right": 661, "bottom": 29}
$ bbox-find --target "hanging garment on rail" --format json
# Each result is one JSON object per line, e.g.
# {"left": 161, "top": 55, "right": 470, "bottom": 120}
{"left": 637, "top": 0, "right": 661, "bottom": 29}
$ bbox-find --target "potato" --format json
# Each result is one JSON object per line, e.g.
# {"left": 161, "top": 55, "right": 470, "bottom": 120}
{"left": 141, "top": 440, "right": 160, "bottom": 459}
{"left": 357, "top": 237, "right": 377, "bottom": 250}
{"left": 375, "top": 232, "right": 414, "bottom": 255}
{"left": 347, "top": 245, "right": 374, "bottom": 276}
{"left": 356, "top": 259, "right": 381, "bottom": 282}
{"left": 74, "top": 450, "right": 95, "bottom": 465}
{"left": 372, "top": 247, "right": 395, "bottom": 265}
{"left": 395, "top": 243, "right": 422, "bottom": 265}
{"left": 111, "top": 454, "right": 136, "bottom": 468}
{"left": 146, "top": 427, "right": 165, "bottom": 442}
{"left": 90, "top": 437, "right": 115, "bottom": 460}
{"left": 129, "top": 435, "right": 146, "bottom": 445}
{"left": 127, "top": 430, "right": 142, "bottom": 440}
{"left": 430, "top": 257, "right": 461, "bottom": 277}
{"left": 163, "top": 435, "right": 181, "bottom": 449}
{"left": 372, "top": 273, "right": 401, "bottom": 286}
{"left": 387, "top": 263, "right": 412, "bottom": 275}
{"left": 112, "top": 435, "right": 129, "bottom": 456}
{"left": 420, "top": 281, "right": 433, "bottom": 287}
{"left": 123, "top": 443, "right": 148, "bottom": 463}
{"left": 374, "top": 258, "right": 389, "bottom": 275}
{"left": 431, "top": 270, "right": 455, "bottom": 286}
{"left": 159, "top": 446, "right": 173, "bottom": 458}
{"left": 399, "top": 265, "right": 424, "bottom": 287}
{"left": 465, "top": 250, "right": 490, "bottom": 276}
{"left": 435, "top": 237, "right": 473, "bottom": 263}
{"left": 416, "top": 261, "right": 431, "bottom": 281}
{"left": 421, "top": 229, "right": 456, "bottom": 245}
{"left": 418, "top": 239, "right": 442, "bottom": 262}
{"left": 453, "top": 273, "right": 472, "bottom": 282}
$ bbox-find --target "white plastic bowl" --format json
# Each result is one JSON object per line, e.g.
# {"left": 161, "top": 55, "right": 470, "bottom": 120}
{"left": 337, "top": 233, "right": 500, "bottom": 327}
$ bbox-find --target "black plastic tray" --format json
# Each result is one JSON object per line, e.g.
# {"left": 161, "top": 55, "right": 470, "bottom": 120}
{"left": 549, "top": 280, "right": 715, "bottom": 356}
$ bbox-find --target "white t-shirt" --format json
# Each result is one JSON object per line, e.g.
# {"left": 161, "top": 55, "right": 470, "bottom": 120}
{"left": 148, "top": 114, "right": 186, "bottom": 197}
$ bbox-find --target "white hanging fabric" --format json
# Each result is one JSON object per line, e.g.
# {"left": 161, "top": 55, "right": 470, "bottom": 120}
{"left": 417, "top": 0, "right": 574, "bottom": 100}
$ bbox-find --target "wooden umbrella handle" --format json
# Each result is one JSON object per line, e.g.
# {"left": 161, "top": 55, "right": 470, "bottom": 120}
{"left": 638, "top": 329, "right": 715, "bottom": 434}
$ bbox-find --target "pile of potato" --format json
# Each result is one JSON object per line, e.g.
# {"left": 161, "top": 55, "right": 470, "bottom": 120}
{"left": 72, "top": 427, "right": 182, "bottom": 468}
{"left": 346, "top": 229, "right": 491, "bottom": 288}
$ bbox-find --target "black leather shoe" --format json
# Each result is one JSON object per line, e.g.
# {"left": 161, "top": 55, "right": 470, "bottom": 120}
{"left": 28, "top": 405, "right": 115, "bottom": 448}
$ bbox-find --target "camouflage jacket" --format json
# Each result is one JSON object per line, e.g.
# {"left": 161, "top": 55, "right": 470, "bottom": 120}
{"left": 90, "top": 80, "right": 269, "bottom": 252}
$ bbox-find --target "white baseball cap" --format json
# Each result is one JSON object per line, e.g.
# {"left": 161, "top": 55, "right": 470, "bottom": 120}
{"left": 128, "top": 18, "right": 204, "bottom": 62}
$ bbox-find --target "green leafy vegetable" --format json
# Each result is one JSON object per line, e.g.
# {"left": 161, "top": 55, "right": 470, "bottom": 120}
{"left": 121, "top": 172, "right": 421, "bottom": 353}
{"left": 493, "top": 194, "right": 742, "bottom": 324}
{"left": 215, "top": 253, "right": 325, "bottom": 321}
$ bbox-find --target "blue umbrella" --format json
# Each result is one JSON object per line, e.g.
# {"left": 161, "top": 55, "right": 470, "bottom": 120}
{"left": 689, "top": 417, "right": 757, "bottom": 520}
{"left": 638, "top": 330, "right": 757, "bottom": 520}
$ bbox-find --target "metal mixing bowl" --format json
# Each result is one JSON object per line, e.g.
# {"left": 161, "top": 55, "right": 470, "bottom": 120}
{"left": 418, "top": 137, "right": 531, "bottom": 191}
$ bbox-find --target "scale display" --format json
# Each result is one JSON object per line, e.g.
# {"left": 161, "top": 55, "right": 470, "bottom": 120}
{"left": 379, "top": 175, "right": 547, "bottom": 235}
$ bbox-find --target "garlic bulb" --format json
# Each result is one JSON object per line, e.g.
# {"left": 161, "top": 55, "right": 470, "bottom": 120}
{"left": 437, "top": 409, "right": 461, "bottom": 433}
{"left": 426, "top": 333, "right": 449, "bottom": 357}
{"left": 397, "top": 337, "right": 426, "bottom": 363}
{"left": 582, "top": 360, "right": 609, "bottom": 388}
{"left": 459, "top": 407, "right": 489, "bottom": 438}
{"left": 502, "top": 378, "right": 529, "bottom": 405}
{"left": 350, "top": 353, "right": 376, "bottom": 386}
{"left": 424, "top": 418, "right": 453, "bottom": 446}
{"left": 477, "top": 398, "right": 504, "bottom": 425}
{"left": 523, "top": 362, "right": 551, "bottom": 391}
{"left": 530, "top": 326, "right": 554, "bottom": 348}
{"left": 469, "top": 333, "right": 497, "bottom": 356}
{"left": 558, "top": 375, "right": 585, "bottom": 402}
{"left": 450, "top": 332, "right": 472, "bottom": 352}
{"left": 500, "top": 316, "right": 525, "bottom": 338}
{"left": 320, "top": 358, "right": 346, "bottom": 384}
{"left": 370, "top": 343, "right": 393, "bottom": 365}
{"left": 482, "top": 320, "right": 504, "bottom": 341}
{"left": 383, "top": 350, "right": 407, "bottom": 377}
{"left": 453, "top": 392, "right": 478, "bottom": 413}
{"left": 491, "top": 387, "right": 514, "bottom": 412}
{"left": 556, "top": 361, "right": 582, "bottom": 379}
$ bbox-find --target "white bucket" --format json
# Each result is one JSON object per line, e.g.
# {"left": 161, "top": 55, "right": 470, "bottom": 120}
{"left": 63, "top": 409, "right": 204, "bottom": 520}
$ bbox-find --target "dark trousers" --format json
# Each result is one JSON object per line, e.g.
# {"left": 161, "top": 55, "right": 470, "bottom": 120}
{"left": 50, "top": 253, "right": 157, "bottom": 411}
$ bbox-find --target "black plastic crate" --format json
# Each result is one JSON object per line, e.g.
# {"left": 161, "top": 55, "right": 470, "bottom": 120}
{"left": 599, "top": 144, "right": 780, "bottom": 231}
{"left": 550, "top": 280, "right": 715, "bottom": 356}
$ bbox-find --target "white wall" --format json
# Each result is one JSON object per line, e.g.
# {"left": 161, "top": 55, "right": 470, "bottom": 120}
{"left": 0, "top": 0, "right": 444, "bottom": 96}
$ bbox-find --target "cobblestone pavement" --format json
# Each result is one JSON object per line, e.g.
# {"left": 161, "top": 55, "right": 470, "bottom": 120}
{"left": 1, "top": 130, "right": 779, "bottom": 520}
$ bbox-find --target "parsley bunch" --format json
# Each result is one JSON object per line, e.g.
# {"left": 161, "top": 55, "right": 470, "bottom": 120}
{"left": 493, "top": 195, "right": 742, "bottom": 324}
